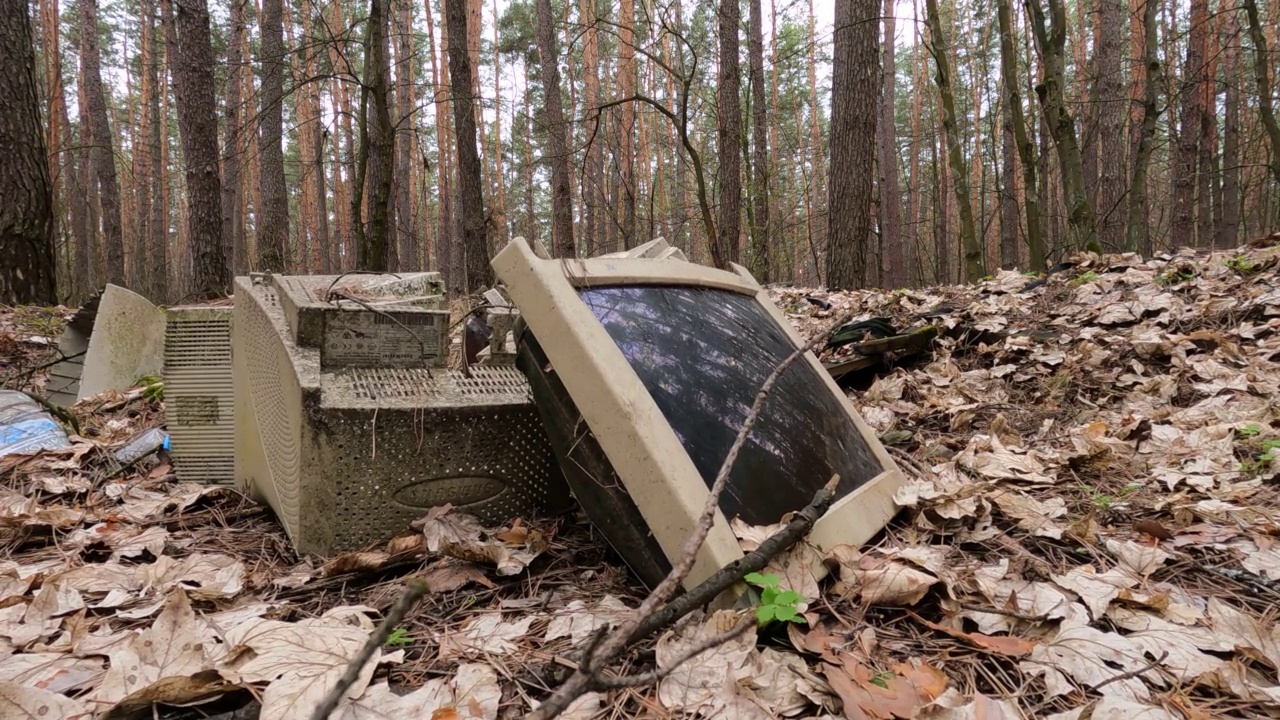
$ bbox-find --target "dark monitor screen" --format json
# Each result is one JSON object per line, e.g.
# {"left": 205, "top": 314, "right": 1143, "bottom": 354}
{"left": 577, "top": 285, "right": 881, "bottom": 525}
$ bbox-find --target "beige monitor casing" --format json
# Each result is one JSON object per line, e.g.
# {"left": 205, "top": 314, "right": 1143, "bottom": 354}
{"left": 492, "top": 237, "right": 905, "bottom": 589}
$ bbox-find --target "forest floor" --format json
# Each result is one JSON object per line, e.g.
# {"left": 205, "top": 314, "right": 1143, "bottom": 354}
{"left": 4, "top": 237, "right": 1280, "bottom": 719}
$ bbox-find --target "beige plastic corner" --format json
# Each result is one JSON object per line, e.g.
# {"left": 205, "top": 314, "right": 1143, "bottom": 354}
{"left": 78, "top": 284, "right": 166, "bottom": 401}
{"left": 492, "top": 238, "right": 905, "bottom": 589}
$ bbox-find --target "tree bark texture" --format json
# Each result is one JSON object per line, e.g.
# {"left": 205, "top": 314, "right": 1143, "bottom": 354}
{"left": 394, "top": 0, "right": 415, "bottom": 270}
{"left": 748, "top": 0, "right": 771, "bottom": 281}
{"left": 222, "top": 0, "right": 246, "bottom": 275}
{"left": 446, "top": 0, "right": 491, "bottom": 293}
{"left": 1219, "top": 12, "right": 1240, "bottom": 249}
{"left": 78, "top": 0, "right": 125, "bottom": 286}
{"left": 1095, "top": 0, "right": 1125, "bottom": 250}
{"left": 1126, "top": 0, "right": 1161, "bottom": 254}
{"left": 878, "top": 0, "right": 902, "bottom": 285}
{"left": 1171, "top": 0, "right": 1208, "bottom": 247}
{"left": 258, "top": 0, "right": 289, "bottom": 271}
{"left": 1242, "top": 0, "right": 1280, "bottom": 186}
{"left": 361, "top": 0, "right": 395, "bottom": 271}
{"left": 714, "top": 0, "right": 741, "bottom": 269}
{"left": 534, "top": 0, "right": 576, "bottom": 258}
{"left": 164, "top": 0, "right": 228, "bottom": 296}
{"left": 1026, "top": 0, "right": 1098, "bottom": 253}
{"left": 0, "top": 0, "right": 57, "bottom": 304}
{"left": 827, "top": 0, "right": 880, "bottom": 288}
{"left": 924, "top": 0, "right": 983, "bottom": 282}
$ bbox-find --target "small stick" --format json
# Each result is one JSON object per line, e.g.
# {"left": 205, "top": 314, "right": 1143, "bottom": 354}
{"left": 1088, "top": 651, "right": 1168, "bottom": 693}
{"left": 311, "top": 578, "right": 431, "bottom": 720}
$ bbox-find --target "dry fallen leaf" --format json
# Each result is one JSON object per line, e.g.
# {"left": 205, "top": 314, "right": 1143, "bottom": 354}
{"left": 439, "top": 613, "right": 536, "bottom": 658}
{"left": 93, "top": 591, "right": 211, "bottom": 705}
{"left": 0, "top": 679, "right": 93, "bottom": 719}
{"left": 824, "top": 656, "right": 948, "bottom": 720}
{"left": 914, "top": 615, "right": 1037, "bottom": 657}
{"left": 657, "top": 610, "right": 758, "bottom": 715}
{"left": 337, "top": 664, "right": 501, "bottom": 720}
{"left": 544, "top": 595, "right": 630, "bottom": 644}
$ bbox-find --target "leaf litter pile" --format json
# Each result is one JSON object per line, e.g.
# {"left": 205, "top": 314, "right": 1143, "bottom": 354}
{"left": 4, "top": 240, "right": 1280, "bottom": 719}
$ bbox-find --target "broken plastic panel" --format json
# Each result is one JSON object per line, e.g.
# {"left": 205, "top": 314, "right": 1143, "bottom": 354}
{"left": 495, "top": 237, "right": 904, "bottom": 589}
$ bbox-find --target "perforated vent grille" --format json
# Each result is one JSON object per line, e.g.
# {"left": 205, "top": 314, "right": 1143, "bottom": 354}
{"left": 317, "top": 402, "right": 569, "bottom": 551}
{"left": 235, "top": 278, "right": 571, "bottom": 555}
{"left": 240, "top": 284, "right": 305, "bottom": 537}
{"left": 165, "top": 309, "right": 234, "bottom": 484}
{"left": 326, "top": 366, "right": 533, "bottom": 407}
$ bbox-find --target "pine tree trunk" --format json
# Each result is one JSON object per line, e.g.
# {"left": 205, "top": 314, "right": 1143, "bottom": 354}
{"left": 713, "top": 0, "right": 741, "bottom": 269}
{"left": 580, "top": 0, "right": 601, "bottom": 256}
{"left": 534, "top": 0, "right": 576, "bottom": 258}
{"left": 1219, "top": 12, "right": 1240, "bottom": 249}
{"left": 1171, "top": 0, "right": 1208, "bottom": 247}
{"left": 222, "top": 0, "right": 246, "bottom": 275}
{"left": 1026, "top": 0, "right": 1098, "bottom": 253}
{"left": 0, "top": 0, "right": 57, "bottom": 304}
{"left": 923, "top": 0, "right": 983, "bottom": 282}
{"left": 360, "top": 0, "right": 395, "bottom": 271}
{"left": 445, "top": 0, "right": 491, "bottom": 293}
{"left": 747, "top": 0, "right": 770, "bottom": 281}
{"left": 78, "top": 0, "right": 125, "bottom": 286}
{"left": 164, "top": 0, "right": 227, "bottom": 296}
{"left": 1095, "top": 0, "right": 1125, "bottom": 250}
{"left": 997, "top": 0, "right": 1043, "bottom": 270}
{"left": 425, "top": 0, "right": 453, "bottom": 284}
{"left": 1126, "top": 0, "right": 1161, "bottom": 254}
{"left": 878, "top": 0, "right": 902, "bottom": 285}
{"left": 258, "top": 0, "right": 289, "bottom": 271}
{"left": 619, "top": 0, "right": 637, "bottom": 249}
{"left": 1241, "top": 0, "right": 1280, "bottom": 186}
{"left": 394, "top": 0, "right": 415, "bottom": 269}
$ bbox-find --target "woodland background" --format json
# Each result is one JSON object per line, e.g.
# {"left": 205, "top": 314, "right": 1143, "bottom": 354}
{"left": 3, "top": 0, "right": 1280, "bottom": 305}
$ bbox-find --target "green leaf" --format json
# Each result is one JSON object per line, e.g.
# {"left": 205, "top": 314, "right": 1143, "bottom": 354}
{"left": 760, "top": 586, "right": 780, "bottom": 605}
{"left": 743, "top": 572, "right": 770, "bottom": 587}
{"left": 773, "top": 605, "right": 799, "bottom": 623}
{"left": 776, "top": 590, "right": 805, "bottom": 606}
{"left": 756, "top": 605, "right": 776, "bottom": 624}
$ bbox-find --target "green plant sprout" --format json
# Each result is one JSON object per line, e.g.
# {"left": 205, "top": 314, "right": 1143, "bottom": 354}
{"left": 385, "top": 626, "right": 412, "bottom": 647}
{"left": 1071, "top": 271, "right": 1100, "bottom": 286}
{"left": 1156, "top": 267, "right": 1197, "bottom": 285}
{"left": 744, "top": 572, "right": 806, "bottom": 627}
{"left": 1237, "top": 424, "right": 1263, "bottom": 438}
{"left": 1226, "top": 254, "right": 1259, "bottom": 274}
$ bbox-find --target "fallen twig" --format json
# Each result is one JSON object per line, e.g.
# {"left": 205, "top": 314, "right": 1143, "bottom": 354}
{"left": 1089, "top": 650, "right": 1168, "bottom": 693}
{"left": 525, "top": 309, "right": 857, "bottom": 720}
{"left": 311, "top": 577, "right": 431, "bottom": 720}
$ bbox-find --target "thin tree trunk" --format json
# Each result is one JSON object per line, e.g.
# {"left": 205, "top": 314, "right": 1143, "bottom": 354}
{"left": 619, "top": 0, "right": 637, "bottom": 249}
{"left": 924, "top": 0, "right": 983, "bottom": 282}
{"left": 360, "top": 0, "right": 395, "bottom": 270}
{"left": 1171, "top": 0, "right": 1208, "bottom": 247}
{"left": 163, "top": 0, "right": 228, "bottom": 296}
{"left": 580, "top": 0, "right": 600, "bottom": 256}
{"left": 1241, "top": 0, "right": 1280, "bottom": 186}
{"left": 1095, "top": 0, "right": 1125, "bottom": 250}
{"left": 425, "top": 0, "right": 453, "bottom": 284}
{"left": 1026, "top": 0, "right": 1098, "bottom": 252}
{"left": 1125, "top": 0, "right": 1161, "bottom": 254}
{"left": 713, "top": 0, "right": 741, "bottom": 269}
{"left": 0, "top": 0, "right": 57, "bottom": 304}
{"left": 395, "top": 0, "right": 415, "bottom": 269}
{"left": 1219, "top": 12, "right": 1240, "bottom": 248}
{"left": 258, "top": 0, "right": 289, "bottom": 271}
{"left": 747, "top": 0, "right": 770, "bottom": 280}
{"left": 878, "top": 0, "right": 902, "bottom": 285}
{"left": 223, "top": 0, "right": 247, "bottom": 275}
{"left": 534, "top": 0, "right": 576, "bottom": 258}
{"left": 446, "top": 0, "right": 491, "bottom": 293}
{"left": 78, "top": 0, "right": 125, "bottom": 286}
{"left": 998, "top": 0, "right": 1043, "bottom": 269}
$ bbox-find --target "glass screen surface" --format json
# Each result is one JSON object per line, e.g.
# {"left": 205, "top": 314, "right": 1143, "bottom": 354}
{"left": 577, "top": 285, "right": 881, "bottom": 525}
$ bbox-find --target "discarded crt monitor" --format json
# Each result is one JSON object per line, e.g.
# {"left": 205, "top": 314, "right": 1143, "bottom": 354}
{"left": 232, "top": 272, "right": 573, "bottom": 555}
{"left": 494, "top": 238, "right": 905, "bottom": 589}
